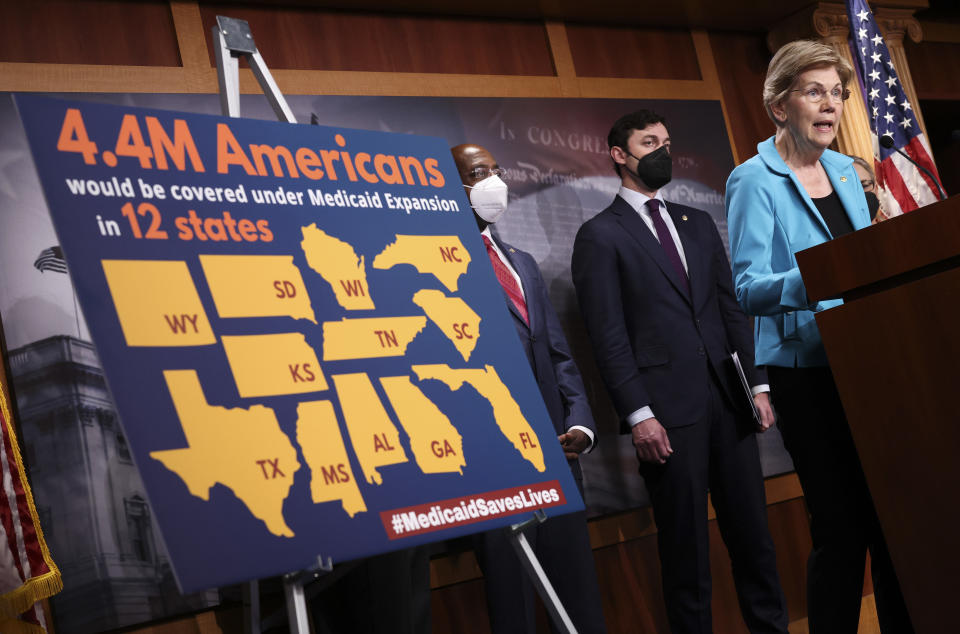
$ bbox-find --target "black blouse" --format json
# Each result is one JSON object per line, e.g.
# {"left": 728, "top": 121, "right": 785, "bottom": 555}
{"left": 812, "top": 190, "right": 854, "bottom": 238}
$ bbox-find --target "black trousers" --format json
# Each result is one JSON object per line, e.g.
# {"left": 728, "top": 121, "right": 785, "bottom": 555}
{"left": 473, "top": 492, "right": 607, "bottom": 634}
{"left": 308, "top": 547, "right": 432, "bottom": 634}
{"left": 768, "top": 365, "right": 914, "bottom": 634}
{"left": 639, "top": 374, "right": 787, "bottom": 634}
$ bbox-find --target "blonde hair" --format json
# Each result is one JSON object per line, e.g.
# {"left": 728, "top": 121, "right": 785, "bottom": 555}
{"left": 763, "top": 40, "right": 854, "bottom": 126}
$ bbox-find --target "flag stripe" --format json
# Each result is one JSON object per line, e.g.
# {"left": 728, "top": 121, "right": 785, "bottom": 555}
{"left": 879, "top": 157, "right": 918, "bottom": 213}
{"left": 1, "top": 414, "right": 37, "bottom": 585}
{"left": 889, "top": 151, "right": 936, "bottom": 207}
{"left": 903, "top": 136, "right": 940, "bottom": 198}
{"left": 0, "top": 418, "right": 29, "bottom": 598}
{"left": 23, "top": 604, "right": 40, "bottom": 627}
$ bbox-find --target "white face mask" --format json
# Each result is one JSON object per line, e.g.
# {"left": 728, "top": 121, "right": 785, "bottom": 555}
{"left": 467, "top": 175, "right": 508, "bottom": 223}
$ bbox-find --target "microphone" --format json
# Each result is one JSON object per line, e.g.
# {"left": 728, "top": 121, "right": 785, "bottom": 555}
{"left": 879, "top": 134, "right": 946, "bottom": 200}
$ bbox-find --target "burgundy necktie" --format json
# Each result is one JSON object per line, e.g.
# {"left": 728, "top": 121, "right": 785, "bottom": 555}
{"left": 482, "top": 235, "right": 528, "bottom": 324}
{"left": 647, "top": 199, "right": 690, "bottom": 294}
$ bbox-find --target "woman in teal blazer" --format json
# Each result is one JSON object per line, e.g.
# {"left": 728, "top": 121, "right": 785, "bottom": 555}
{"left": 726, "top": 140, "right": 868, "bottom": 367}
{"left": 725, "top": 40, "right": 914, "bottom": 633}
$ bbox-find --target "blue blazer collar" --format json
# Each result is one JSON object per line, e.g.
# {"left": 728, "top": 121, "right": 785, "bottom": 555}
{"left": 756, "top": 136, "right": 868, "bottom": 235}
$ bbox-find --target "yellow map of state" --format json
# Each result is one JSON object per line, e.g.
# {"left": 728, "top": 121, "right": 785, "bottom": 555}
{"left": 412, "top": 364, "right": 545, "bottom": 472}
{"left": 380, "top": 376, "right": 465, "bottom": 475}
{"left": 372, "top": 235, "right": 471, "bottom": 292}
{"left": 102, "top": 259, "right": 216, "bottom": 347}
{"left": 301, "top": 224, "right": 375, "bottom": 310}
{"left": 199, "top": 254, "right": 316, "bottom": 323}
{"left": 150, "top": 370, "right": 301, "bottom": 537}
{"left": 323, "top": 316, "right": 427, "bottom": 361}
{"left": 296, "top": 400, "right": 366, "bottom": 517}
{"left": 412, "top": 289, "right": 481, "bottom": 362}
{"left": 222, "top": 333, "right": 328, "bottom": 398}
{"left": 331, "top": 373, "right": 408, "bottom": 485}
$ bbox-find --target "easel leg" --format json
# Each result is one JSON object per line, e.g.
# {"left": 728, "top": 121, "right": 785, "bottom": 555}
{"left": 242, "top": 580, "right": 261, "bottom": 634}
{"left": 507, "top": 512, "right": 578, "bottom": 634}
{"left": 212, "top": 26, "right": 240, "bottom": 118}
{"left": 212, "top": 16, "right": 297, "bottom": 124}
{"left": 284, "top": 576, "right": 311, "bottom": 634}
{"left": 247, "top": 50, "right": 296, "bottom": 123}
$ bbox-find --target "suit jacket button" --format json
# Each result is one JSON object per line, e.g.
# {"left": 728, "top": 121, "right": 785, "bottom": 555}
{"left": 697, "top": 346, "right": 705, "bottom": 355}
{"left": 529, "top": 335, "right": 536, "bottom": 343}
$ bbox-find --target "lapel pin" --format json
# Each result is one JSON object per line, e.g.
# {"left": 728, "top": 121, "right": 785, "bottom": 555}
{"left": 509, "top": 248, "right": 516, "bottom": 253}
{"left": 681, "top": 215, "right": 688, "bottom": 221}
{"left": 840, "top": 176, "right": 847, "bottom": 182}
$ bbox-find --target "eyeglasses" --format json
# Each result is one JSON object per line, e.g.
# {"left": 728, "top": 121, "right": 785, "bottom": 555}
{"left": 466, "top": 166, "right": 505, "bottom": 180}
{"left": 790, "top": 86, "right": 851, "bottom": 104}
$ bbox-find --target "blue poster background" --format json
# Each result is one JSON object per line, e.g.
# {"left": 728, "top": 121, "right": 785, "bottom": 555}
{"left": 14, "top": 94, "right": 583, "bottom": 592}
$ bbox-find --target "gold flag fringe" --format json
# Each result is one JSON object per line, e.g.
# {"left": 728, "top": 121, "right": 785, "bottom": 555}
{"left": 0, "top": 616, "right": 52, "bottom": 634}
{"left": 0, "top": 380, "right": 63, "bottom": 620}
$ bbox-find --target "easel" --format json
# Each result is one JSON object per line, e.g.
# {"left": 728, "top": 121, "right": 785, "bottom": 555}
{"left": 213, "top": 15, "right": 295, "bottom": 124}
{"left": 212, "top": 18, "right": 315, "bottom": 633}
{"left": 211, "top": 16, "right": 578, "bottom": 633}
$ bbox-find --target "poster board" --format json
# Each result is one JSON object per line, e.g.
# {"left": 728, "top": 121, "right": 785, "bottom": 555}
{"left": 14, "top": 94, "right": 582, "bottom": 593}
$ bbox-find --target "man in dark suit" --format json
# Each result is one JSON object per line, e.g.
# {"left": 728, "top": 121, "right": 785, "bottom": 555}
{"left": 451, "top": 143, "right": 607, "bottom": 634}
{"left": 571, "top": 111, "right": 788, "bottom": 633}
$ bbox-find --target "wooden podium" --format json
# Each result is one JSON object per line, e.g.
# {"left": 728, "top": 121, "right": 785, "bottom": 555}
{"left": 796, "top": 195, "right": 960, "bottom": 633}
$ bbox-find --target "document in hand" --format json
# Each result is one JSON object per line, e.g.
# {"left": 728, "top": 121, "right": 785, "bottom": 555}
{"left": 731, "top": 352, "right": 762, "bottom": 426}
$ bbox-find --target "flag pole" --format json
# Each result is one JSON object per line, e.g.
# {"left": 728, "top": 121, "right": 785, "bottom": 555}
{"left": 71, "top": 286, "right": 80, "bottom": 340}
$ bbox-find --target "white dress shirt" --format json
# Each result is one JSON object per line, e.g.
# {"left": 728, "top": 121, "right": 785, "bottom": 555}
{"left": 613, "top": 188, "right": 769, "bottom": 428}
{"left": 481, "top": 227, "right": 595, "bottom": 450}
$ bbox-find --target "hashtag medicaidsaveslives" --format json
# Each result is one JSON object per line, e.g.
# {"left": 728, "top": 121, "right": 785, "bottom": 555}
{"left": 380, "top": 481, "right": 566, "bottom": 539}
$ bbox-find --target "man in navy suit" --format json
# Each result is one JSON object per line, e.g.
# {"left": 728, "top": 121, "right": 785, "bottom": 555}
{"left": 451, "top": 143, "right": 606, "bottom": 634}
{"left": 571, "top": 111, "right": 788, "bottom": 633}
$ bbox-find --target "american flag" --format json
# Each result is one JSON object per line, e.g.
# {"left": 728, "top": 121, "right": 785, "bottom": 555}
{"left": 32, "top": 247, "right": 67, "bottom": 275}
{"left": 846, "top": 0, "right": 944, "bottom": 214}
{"left": 0, "top": 382, "right": 61, "bottom": 631}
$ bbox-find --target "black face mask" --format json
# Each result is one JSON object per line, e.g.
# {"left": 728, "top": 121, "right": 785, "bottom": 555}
{"left": 625, "top": 145, "right": 672, "bottom": 190}
{"left": 865, "top": 190, "right": 881, "bottom": 220}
